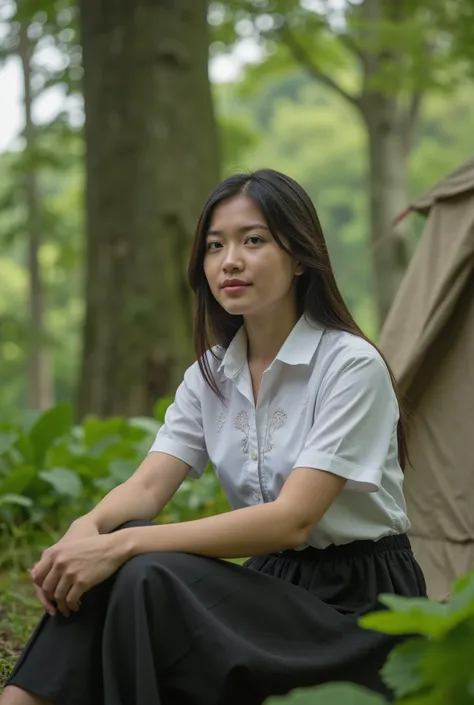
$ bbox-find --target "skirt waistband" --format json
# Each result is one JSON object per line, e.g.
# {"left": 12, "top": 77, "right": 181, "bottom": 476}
{"left": 275, "top": 534, "right": 411, "bottom": 562}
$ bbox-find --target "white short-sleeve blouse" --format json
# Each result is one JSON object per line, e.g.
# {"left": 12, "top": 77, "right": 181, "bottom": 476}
{"left": 149, "top": 315, "right": 410, "bottom": 548}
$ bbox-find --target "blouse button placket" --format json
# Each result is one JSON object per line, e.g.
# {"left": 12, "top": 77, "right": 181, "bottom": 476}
{"left": 249, "top": 408, "right": 263, "bottom": 502}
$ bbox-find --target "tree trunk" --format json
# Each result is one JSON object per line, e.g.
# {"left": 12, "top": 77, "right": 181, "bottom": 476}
{"left": 19, "top": 23, "right": 55, "bottom": 411}
{"left": 358, "top": 0, "right": 418, "bottom": 328}
{"left": 362, "top": 98, "right": 411, "bottom": 326}
{"left": 77, "top": 0, "right": 219, "bottom": 419}
{"left": 277, "top": 0, "right": 421, "bottom": 330}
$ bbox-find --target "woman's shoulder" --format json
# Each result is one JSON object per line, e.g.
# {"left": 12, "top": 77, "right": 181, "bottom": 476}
{"left": 181, "top": 346, "right": 226, "bottom": 392}
{"left": 318, "top": 328, "right": 391, "bottom": 380}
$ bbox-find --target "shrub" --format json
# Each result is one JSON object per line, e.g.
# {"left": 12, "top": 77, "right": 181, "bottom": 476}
{"left": 267, "top": 569, "right": 474, "bottom": 704}
{"left": 0, "top": 400, "right": 230, "bottom": 564}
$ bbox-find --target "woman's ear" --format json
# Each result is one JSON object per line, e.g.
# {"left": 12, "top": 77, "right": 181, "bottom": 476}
{"left": 294, "top": 263, "right": 305, "bottom": 276}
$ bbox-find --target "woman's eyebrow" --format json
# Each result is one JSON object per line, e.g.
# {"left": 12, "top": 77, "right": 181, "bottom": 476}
{"left": 206, "top": 224, "right": 269, "bottom": 237}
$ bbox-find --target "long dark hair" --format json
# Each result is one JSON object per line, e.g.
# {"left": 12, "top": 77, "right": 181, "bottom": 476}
{"left": 188, "top": 169, "right": 409, "bottom": 470}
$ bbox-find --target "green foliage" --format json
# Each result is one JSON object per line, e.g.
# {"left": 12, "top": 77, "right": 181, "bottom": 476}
{"left": 267, "top": 570, "right": 474, "bottom": 704}
{"left": 0, "top": 400, "right": 230, "bottom": 568}
{"left": 210, "top": 0, "right": 462, "bottom": 103}
{"left": 267, "top": 683, "right": 387, "bottom": 705}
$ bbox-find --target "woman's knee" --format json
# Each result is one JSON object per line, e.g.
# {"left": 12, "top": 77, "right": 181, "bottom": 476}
{"left": 112, "top": 550, "right": 200, "bottom": 597}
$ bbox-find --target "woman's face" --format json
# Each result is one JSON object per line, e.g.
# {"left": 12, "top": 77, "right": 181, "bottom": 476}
{"left": 203, "top": 194, "right": 301, "bottom": 320}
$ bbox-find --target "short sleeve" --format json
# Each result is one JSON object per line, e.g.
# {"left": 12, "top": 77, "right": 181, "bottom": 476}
{"left": 148, "top": 364, "right": 209, "bottom": 479}
{"left": 293, "top": 354, "right": 398, "bottom": 492}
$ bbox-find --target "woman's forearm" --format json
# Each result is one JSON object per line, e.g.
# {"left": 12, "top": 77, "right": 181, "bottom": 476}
{"left": 115, "top": 501, "right": 305, "bottom": 560}
{"left": 76, "top": 453, "right": 189, "bottom": 534}
{"left": 79, "top": 480, "right": 159, "bottom": 534}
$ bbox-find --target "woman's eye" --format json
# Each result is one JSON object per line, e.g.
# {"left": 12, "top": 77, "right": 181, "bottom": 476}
{"left": 207, "top": 241, "right": 222, "bottom": 251}
{"left": 246, "top": 236, "right": 264, "bottom": 245}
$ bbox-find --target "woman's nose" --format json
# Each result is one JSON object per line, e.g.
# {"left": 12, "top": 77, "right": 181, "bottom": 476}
{"left": 222, "top": 246, "right": 243, "bottom": 272}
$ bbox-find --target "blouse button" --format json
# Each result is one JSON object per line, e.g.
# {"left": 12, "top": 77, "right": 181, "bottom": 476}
{"left": 251, "top": 451, "right": 258, "bottom": 460}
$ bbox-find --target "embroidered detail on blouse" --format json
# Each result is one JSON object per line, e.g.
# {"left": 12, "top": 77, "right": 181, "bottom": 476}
{"left": 216, "top": 411, "right": 226, "bottom": 433}
{"left": 265, "top": 407, "right": 288, "bottom": 452}
{"left": 234, "top": 409, "right": 250, "bottom": 453}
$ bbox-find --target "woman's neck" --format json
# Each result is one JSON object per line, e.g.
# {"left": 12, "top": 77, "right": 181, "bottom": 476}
{"left": 244, "top": 304, "right": 299, "bottom": 366}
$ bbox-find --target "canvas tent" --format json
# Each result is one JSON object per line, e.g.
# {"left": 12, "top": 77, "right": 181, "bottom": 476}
{"left": 379, "top": 157, "right": 474, "bottom": 601}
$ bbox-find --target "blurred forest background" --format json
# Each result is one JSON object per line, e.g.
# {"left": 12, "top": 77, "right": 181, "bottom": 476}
{"left": 1, "top": 0, "right": 474, "bottom": 697}
{"left": 1, "top": 0, "right": 473, "bottom": 423}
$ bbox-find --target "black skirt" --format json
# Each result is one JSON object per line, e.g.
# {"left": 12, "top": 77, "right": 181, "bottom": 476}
{"left": 5, "top": 521, "right": 426, "bottom": 705}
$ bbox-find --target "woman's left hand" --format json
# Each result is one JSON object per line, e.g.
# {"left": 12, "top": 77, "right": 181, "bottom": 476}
{"left": 30, "top": 534, "right": 124, "bottom": 617}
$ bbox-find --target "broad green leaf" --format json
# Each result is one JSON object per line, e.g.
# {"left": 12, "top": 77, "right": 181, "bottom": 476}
{"left": 266, "top": 683, "right": 388, "bottom": 704}
{"left": 0, "top": 431, "right": 18, "bottom": 455}
{"left": 153, "top": 396, "right": 174, "bottom": 423}
{"left": 452, "top": 570, "right": 474, "bottom": 595}
{"left": 445, "top": 571, "right": 474, "bottom": 618}
{"left": 377, "top": 595, "right": 443, "bottom": 614}
{"left": 419, "top": 622, "right": 474, "bottom": 691}
{"left": 380, "top": 638, "right": 427, "bottom": 697}
{"left": 0, "top": 465, "right": 37, "bottom": 495}
{"left": 39, "top": 467, "right": 83, "bottom": 498}
{"left": 359, "top": 599, "right": 448, "bottom": 638}
{"left": 363, "top": 574, "right": 474, "bottom": 639}
{"left": 396, "top": 692, "right": 445, "bottom": 705}
{"left": 88, "top": 434, "right": 122, "bottom": 457}
{"left": 128, "top": 416, "right": 161, "bottom": 436}
{"left": 82, "top": 416, "right": 126, "bottom": 445}
{"left": 0, "top": 493, "right": 33, "bottom": 508}
{"left": 29, "top": 403, "right": 74, "bottom": 466}
{"left": 109, "top": 460, "right": 137, "bottom": 483}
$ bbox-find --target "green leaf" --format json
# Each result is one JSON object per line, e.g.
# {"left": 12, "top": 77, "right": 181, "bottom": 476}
{"left": 0, "top": 465, "right": 37, "bottom": 496}
{"left": 82, "top": 416, "right": 125, "bottom": 446}
{"left": 362, "top": 574, "right": 474, "bottom": 640}
{"left": 29, "top": 403, "right": 74, "bottom": 466}
{"left": 128, "top": 416, "right": 161, "bottom": 437}
{"left": 0, "top": 493, "right": 33, "bottom": 508}
{"left": 452, "top": 570, "right": 474, "bottom": 595}
{"left": 419, "top": 622, "right": 474, "bottom": 693}
{"left": 380, "top": 638, "right": 427, "bottom": 697}
{"left": 359, "top": 598, "right": 448, "bottom": 638}
{"left": 266, "top": 683, "right": 388, "bottom": 704}
{"left": 0, "top": 431, "right": 18, "bottom": 455}
{"left": 38, "top": 467, "right": 83, "bottom": 498}
{"left": 152, "top": 396, "right": 174, "bottom": 424}
{"left": 109, "top": 460, "right": 137, "bottom": 483}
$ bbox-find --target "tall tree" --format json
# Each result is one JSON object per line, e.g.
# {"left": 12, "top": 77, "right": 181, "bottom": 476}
{"left": 77, "top": 0, "right": 220, "bottom": 418}
{"left": 18, "top": 20, "right": 55, "bottom": 410}
{"left": 0, "top": 0, "right": 80, "bottom": 410}
{"left": 213, "top": 0, "right": 457, "bottom": 326}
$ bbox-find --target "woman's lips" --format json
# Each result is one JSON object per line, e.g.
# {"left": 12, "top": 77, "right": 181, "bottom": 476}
{"left": 222, "top": 284, "right": 250, "bottom": 293}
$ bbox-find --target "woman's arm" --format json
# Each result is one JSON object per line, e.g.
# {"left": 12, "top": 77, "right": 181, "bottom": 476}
{"left": 30, "top": 467, "right": 345, "bottom": 616}
{"left": 73, "top": 452, "right": 190, "bottom": 534}
{"left": 114, "top": 467, "right": 346, "bottom": 560}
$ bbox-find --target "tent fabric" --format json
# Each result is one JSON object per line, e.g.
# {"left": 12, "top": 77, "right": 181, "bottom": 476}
{"left": 379, "top": 158, "right": 474, "bottom": 601}
{"left": 409, "top": 156, "right": 474, "bottom": 215}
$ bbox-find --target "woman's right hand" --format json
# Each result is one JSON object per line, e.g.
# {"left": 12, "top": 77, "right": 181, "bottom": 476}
{"left": 32, "top": 516, "right": 100, "bottom": 616}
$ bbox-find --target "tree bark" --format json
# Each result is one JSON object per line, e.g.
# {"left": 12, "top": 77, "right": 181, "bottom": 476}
{"left": 279, "top": 0, "right": 421, "bottom": 329}
{"left": 362, "top": 97, "right": 412, "bottom": 325}
{"left": 19, "top": 22, "right": 55, "bottom": 411}
{"left": 77, "top": 0, "right": 220, "bottom": 419}
{"left": 357, "top": 0, "right": 419, "bottom": 328}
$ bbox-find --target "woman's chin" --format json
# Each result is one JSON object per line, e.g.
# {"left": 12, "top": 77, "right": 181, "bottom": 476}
{"left": 221, "top": 304, "right": 250, "bottom": 316}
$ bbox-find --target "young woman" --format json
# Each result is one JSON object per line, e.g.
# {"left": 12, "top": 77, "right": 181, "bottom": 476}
{"left": 2, "top": 169, "right": 426, "bottom": 705}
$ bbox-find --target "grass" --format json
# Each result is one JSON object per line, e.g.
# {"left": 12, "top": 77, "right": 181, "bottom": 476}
{"left": 0, "top": 525, "right": 48, "bottom": 690}
{"left": 0, "top": 570, "right": 42, "bottom": 688}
